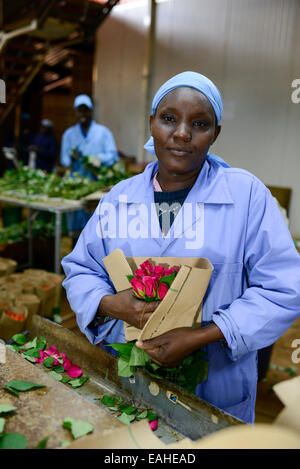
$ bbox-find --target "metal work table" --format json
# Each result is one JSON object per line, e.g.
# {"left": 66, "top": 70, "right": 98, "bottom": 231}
{"left": 0, "top": 194, "right": 83, "bottom": 274}
{"left": 0, "top": 316, "right": 243, "bottom": 449}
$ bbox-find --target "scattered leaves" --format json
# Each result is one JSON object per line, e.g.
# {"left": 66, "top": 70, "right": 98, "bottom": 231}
{"left": 0, "top": 433, "right": 27, "bottom": 449}
{"left": 0, "top": 404, "right": 17, "bottom": 414}
{"left": 63, "top": 418, "right": 93, "bottom": 440}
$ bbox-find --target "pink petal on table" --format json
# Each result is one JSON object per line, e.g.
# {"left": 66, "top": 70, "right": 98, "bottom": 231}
{"left": 44, "top": 346, "right": 58, "bottom": 356}
{"left": 149, "top": 420, "right": 158, "bottom": 431}
{"left": 35, "top": 350, "right": 47, "bottom": 363}
{"left": 67, "top": 364, "right": 82, "bottom": 378}
{"left": 63, "top": 357, "right": 71, "bottom": 370}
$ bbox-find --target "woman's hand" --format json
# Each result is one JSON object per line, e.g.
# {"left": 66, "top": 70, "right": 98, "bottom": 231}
{"left": 99, "top": 289, "right": 160, "bottom": 329}
{"left": 135, "top": 327, "right": 199, "bottom": 367}
{"left": 136, "top": 323, "right": 225, "bottom": 366}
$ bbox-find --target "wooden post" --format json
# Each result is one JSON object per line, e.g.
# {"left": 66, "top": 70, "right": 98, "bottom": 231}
{"left": 137, "top": 0, "right": 156, "bottom": 163}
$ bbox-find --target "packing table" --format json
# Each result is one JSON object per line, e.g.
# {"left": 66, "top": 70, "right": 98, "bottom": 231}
{"left": 0, "top": 194, "right": 83, "bottom": 274}
{"left": 0, "top": 316, "right": 243, "bottom": 448}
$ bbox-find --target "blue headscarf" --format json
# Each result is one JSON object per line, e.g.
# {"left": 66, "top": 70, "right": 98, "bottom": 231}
{"left": 144, "top": 71, "right": 229, "bottom": 168}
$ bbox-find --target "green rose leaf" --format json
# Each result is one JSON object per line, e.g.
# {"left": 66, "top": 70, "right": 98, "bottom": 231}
{"left": 22, "top": 348, "right": 40, "bottom": 358}
{"left": 0, "top": 404, "right": 17, "bottom": 414}
{"left": 0, "top": 433, "right": 27, "bottom": 449}
{"left": 5, "top": 344, "right": 21, "bottom": 353}
{"left": 146, "top": 410, "right": 157, "bottom": 422}
{"left": 101, "top": 395, "right": 116, "bottom": 407}
{"left": 69, "top": 376, "right": 89, "bottom": 388}
{"left": 61, "top": 376, "right": 71, "bottom": 383}
{"left": 118, "top": 356, "right": 135, "bottom": 378}
{"left": 34, "top": 436, "right": 49, "bottom": 449}
{"left": 43, "top": 356, "right": 54, "bottom": 368}
{"left": 63, "top": 418, "right": 94, "bottom": 440}
{"left": 36, "top": 336, "right": 47, "bottom": 350}
{"left": 53, "top": 365, "right": 64, "bottom": 373}
{"left": 48, "top": 371, "right": 62, "bottom": 381}
{"left": 118, "top": 404, "right": 137, "bottom": 415}
{"left": 11, "top": 334, "right": 27, "bottom": 345}
{"left": 136, "top": 410, "right": 148, "bottom": 420}
{"left": 0, "top": 418, "right": 5, "bottom": 433}
{"left": 129, "top": 345, "right": 151, "bottom": 367}
{"left": 5, "top": 387, "right": 20, "bottom": 397}
{"left": 5, "top": 380, "right": 46, "bottom": 392}
{"left": 22, "top": 337, "right": 37, "bottom": 350}
{"left": 107, "top": 342, "right": 135, "bottom": 358}
{"left": 118, "top": 412, "right": 136, "bottom": 425}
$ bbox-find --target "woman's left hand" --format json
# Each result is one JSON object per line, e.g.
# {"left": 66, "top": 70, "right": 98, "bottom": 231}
{"left": 135, "top": 327, "right": 199, "bottom": 367}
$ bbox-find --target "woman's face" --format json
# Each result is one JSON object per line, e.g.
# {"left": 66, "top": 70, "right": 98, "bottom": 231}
{"left": 150, "top": 87, "right": 221, "bottom": 177}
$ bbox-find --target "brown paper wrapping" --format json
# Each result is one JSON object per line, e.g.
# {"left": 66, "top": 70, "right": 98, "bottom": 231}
{"left": 35, "top": 280, "right": 56, "bottom": 318}
{"left": 103, "top": 249, "right": 213, "bottom": 342}
{"left": 0, "top": 257, "right": 17, "bottom": 275}
{"left": 0, "top": 304, "right": 28, "bottom": 341}
{"left": 42, "top": 273, "right": 64, "bottom": 308}
{"left": 15, "top": 294, "right": 41, "bottom": 329}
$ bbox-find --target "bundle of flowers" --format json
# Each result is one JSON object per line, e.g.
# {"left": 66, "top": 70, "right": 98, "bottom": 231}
{"left": 127, "top": 260, "right": 180, "bottom": 301}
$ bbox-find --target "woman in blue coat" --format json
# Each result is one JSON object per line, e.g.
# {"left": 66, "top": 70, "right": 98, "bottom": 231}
{"left": 62, "top": 72, "right": 300, "bottom": 424}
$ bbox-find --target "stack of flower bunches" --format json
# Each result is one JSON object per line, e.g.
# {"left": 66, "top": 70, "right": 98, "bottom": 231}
{"left": 127, "top": 260, "right": 180, "bottom": 301}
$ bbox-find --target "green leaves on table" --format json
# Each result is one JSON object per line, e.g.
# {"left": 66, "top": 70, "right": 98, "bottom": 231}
{"left": 63, "top": 418, "right": 93, "bottom": 440}
{"left": 11, "top": 334, "right": 27, "bottom": 345}
{"left": 4, "top": 379, "right": 46, "bottom": 397}
{"left": 0, "top": 433, "right": 27, "bottom": 449}
{"left": 101, "top": 394, "right": 157, "bottom": 426}
{"left": 0, "top": 404, "right": 17, "bottom": 414}
{"left": 0, "top": 418, "right": 5, "bottom": 433}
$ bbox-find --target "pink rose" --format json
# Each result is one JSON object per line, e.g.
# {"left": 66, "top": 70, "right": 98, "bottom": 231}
{"left": 157, "top": 282, "right": 168, "bottom": 300}
{"left": 140, "top": 260, "right": 154, "bottom": 275}
{"left": 154, "top": 265, "right": 166, "bottom": 278}
{"left": 130, "top": 277, "right": 145, "bottom": 299}
{"left": 142, "top": 276, "right": 157, "bottom": 298}
{"left": 149, "top": 420, "right": 158, "bottom": 431}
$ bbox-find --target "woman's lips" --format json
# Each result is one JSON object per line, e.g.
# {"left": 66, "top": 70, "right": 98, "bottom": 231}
{"left": 167, "top": 148, "right": 191, "bottom": 156}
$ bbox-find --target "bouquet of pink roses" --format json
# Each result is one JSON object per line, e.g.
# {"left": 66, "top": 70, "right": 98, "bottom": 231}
{"left": 127, "top": 260, "right": 180, "bottom": 302}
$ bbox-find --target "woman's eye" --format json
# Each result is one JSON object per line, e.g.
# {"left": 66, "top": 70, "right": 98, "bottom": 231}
{"left": 193, "top": 120, "right": 207, "bottom": 128}
{"left": 162, "top": 115, "right": 176, "bottom": 123}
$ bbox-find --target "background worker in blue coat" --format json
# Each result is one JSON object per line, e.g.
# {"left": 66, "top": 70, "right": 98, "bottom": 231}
{"left": 28, "top": 119, "right": 58, "bottom": 172}
{"left": 61, "top": 72, "right": 300, "bottom": 424}
{"left": 60, "top": 94, "right": 119, "bottom": 242}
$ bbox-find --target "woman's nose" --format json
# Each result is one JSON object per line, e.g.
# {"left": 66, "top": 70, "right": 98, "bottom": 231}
{"left": 173, "top": 121, "right": 192, "bottom": 141}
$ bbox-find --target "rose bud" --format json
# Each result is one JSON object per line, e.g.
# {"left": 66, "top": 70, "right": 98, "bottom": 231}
{"left": 131, "top": 277, "right": 146, "bottom": 299}
{"left": 143, "top": 276, "right": 158, "bottom": 299}
{"left": 157, "top": 282, "right": 168, "bottom": 300}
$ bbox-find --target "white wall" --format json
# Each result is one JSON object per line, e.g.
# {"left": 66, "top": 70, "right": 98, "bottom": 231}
{"left": 93, "top": 0, "right": 300, "bottom": 236}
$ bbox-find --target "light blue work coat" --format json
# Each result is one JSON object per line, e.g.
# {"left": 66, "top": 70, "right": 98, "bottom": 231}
{"left": 60, "top": 120, "right": 119, "bottom": 175}
{"left": 62, "top": 158, "right": 300, "bottom": 424}
{"left": 60, "top": 120, "right": 119, "bottom": 231}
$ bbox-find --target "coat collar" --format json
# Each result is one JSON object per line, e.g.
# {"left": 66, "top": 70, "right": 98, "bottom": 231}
{"left": 117, "top": 159, "right": 234, "bottom": 205}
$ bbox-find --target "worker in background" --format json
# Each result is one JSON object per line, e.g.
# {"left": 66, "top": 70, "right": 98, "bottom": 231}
{"left": 60, "top": 94, "right": 119, "bottom": 243}
{"left": 4, "top": 112, "right": 34, "bottom": 168}
{"left": 28, "top": 119, "right": 58, "bottom": 173}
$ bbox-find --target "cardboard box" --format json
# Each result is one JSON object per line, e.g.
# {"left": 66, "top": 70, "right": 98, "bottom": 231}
{"left": 0, "top": 304, "right": 28, "bottom": 341}
{"left": 103, "top": 249, "right": 213, "bottom": 342}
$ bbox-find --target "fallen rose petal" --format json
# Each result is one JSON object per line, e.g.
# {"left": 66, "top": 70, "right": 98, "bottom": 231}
{"left": 44, "top": 346, "right": 58, "bottom": 356}
{"left": 35, "top": 350, "right": 47, "bottom": 363}
{"left": 149, "top": 420, "right": 158, "bottom": 431}
{"left": 63, "top": 357, "right": 71, "bottom": 371}
{"left": 67, "top": 365, "right": 82, "bottom": 378}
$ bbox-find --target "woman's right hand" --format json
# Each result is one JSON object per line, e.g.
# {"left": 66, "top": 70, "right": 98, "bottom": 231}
{"left": 98, "top": 289, "right": 160, "bottom": 329}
